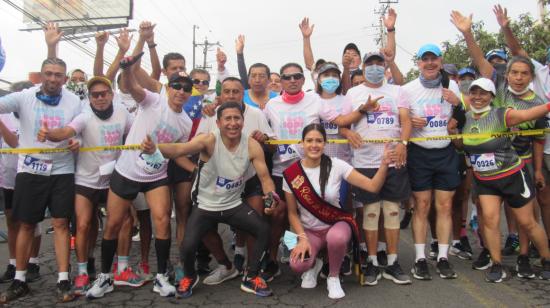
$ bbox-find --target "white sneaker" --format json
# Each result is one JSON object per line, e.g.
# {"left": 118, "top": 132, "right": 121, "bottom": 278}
{"left": 327, "top": 277, "right": 345, "bottom": 299}
{"left": 301, "top": 258, "right": 323, "bottom": 289}
{"left": 153, "top": 273, "right": 175, "bottom": 297}
{"left": 203, "top": 264, "right": 239, "bottom": 285}
{"left": 86, "top": 273, "right": 114, "bottom": 299}
{"left": 132, "top": 231, "right": 140, "bottom": 242}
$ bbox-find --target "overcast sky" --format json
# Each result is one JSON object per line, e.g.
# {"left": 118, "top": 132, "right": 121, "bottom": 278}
{"left": 0, "top": 0, "right": 543, "bottom": 85}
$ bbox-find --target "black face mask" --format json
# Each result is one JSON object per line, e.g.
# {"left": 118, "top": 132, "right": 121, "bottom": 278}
{"left": 90, "top": 103, "right": 114, "bottom": 120}
{"left": 493, "top": 63, "right": 507, "bottom": 77}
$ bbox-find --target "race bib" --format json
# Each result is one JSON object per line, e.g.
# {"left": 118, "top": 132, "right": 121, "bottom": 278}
{"left": 277, "top": 144, "right": 299, "bottom": 162}
{"left": 367, "top": 112, "right": 397, "bottom": 129}
{"left": 22, "top": 155, "right": 52, "bottom": 176}
{"left": 470, "top": 153, "right": 498, "bottom": 172}
{"left": 425, "top": 115, "right": 448, "bottom": 130}
{"left": 136, "top": 150, "right": 166, "bottom": 174}
{"left": 321, "top": 120, "right": 339, "bottom": 135}
{"left": 215, "top": 176, "right": 244, "bottom": 194}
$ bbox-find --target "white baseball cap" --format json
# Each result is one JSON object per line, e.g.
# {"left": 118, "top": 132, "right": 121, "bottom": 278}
{"left": 468, "top": 78, "right": 496, "bottom": 95}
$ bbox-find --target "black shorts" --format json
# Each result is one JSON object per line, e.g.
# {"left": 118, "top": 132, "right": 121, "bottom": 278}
{"left": 2, "top": 188, "right": 14, "bottom": 210}
{"left": 352, "top": 167, "right": 411, "bottom": 204}
{"left": 475, "top": 168, "right": 535, "bottom": 208}
{"left": 167, "top": 158, "right": 195, "bottom": 185}
{"left": 12, "top": 173, "right": 75, "bottom": 224}
{"left": 75, "top": 185, "right": 108, "bottom": 205}
{"left": 407, "top": 143, "right": 461, "bottom": 192}
{"left": 242, "top": 175, "right": 263, "bottom": 199}
{"left": 110, "top": 170, "right": 169, "bottom": 201}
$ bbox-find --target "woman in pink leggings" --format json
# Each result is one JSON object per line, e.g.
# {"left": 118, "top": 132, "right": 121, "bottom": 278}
{"left": 283, "top": 123, "right": 391, "bottom": 299}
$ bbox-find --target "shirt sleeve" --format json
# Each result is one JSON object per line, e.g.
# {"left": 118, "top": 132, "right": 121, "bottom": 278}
{"left": 0, "top": 90, "right": 22, "bottom": 114}
{"left": 138, "top": 89, "right": 159, "bottom": 110}
{"left": 67, "top": 112, "right": 91, "bottom": 134}
{"left": 334, "top": 158, "right": 354, "bottom": 180}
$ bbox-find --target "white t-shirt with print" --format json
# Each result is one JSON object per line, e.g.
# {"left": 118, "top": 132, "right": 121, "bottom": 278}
{"left": 0, "top": 86, "right": 82, "bottom": 175}
{"left": 318, "top": 94, "right": 353, "bottom": 162}
{"left": 283, "top": 157, "right": 353, "bottom": 230}
{"left": 401, "top": 78, "right": 460, "bottom": 149}
{"left": 0, "top": 113, "right": 19, "bottom": 189}
{"left": 346, "top": 83, "right": 406, "bottom": 168}
{"left": 69, "top": 104, "right": 132, "bottom": 189}
{"left": 115, "top": 90, "right": 192, "bottom": 182}
{"left": 264, "top": 91, "right": 321, "bottom": 177}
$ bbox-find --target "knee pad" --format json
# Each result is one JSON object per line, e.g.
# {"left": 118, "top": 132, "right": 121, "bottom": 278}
{"left": 382, "top": 200, "right": 400, "bottom": 230}
{"left": 362, "top": 202, "right": 381, "bottom": 231}
{"left": 34, "top": 222, "right": 42, "bottom": 237}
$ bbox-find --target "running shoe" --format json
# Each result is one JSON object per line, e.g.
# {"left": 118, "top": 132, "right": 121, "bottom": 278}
{"left": 429, "top": 241, "right": 439, "bottom": 260}
{"left": 383, "top": 261, "right": 412, "bottom": 285}
{"left": 516, "top": 255, "right": 535, "bottom": 279}
{"left": 56, "top": 279, "right": 75, "bottom": 303}
{"left": 173, "top": 265, "right": 185, "bottom": 284}
{"left": 114, "top": 267, "right": 145, "bottom": 287}
{"left": 137, "top": 262, "right": 154, "bottom": 282}
{"left": 301, "top": 258, "right": 323, "bottom": 289}
{"left": 260, "top": 261, "right": 281, "bottom": 282}
{"left": 411, "top": 259, "right": 432, "bottom": 280}
{"left": 132, "top": 231, "right": 141, "bottom": 242}
{"left": 449, "top": 242, "right": 472, "bottom": 260}
{"left": 400, "top": 209, "right": 413, "bottom": 230}
{"left": 472, "top": 248, "right": 492, "bottom": 270}
{"left": 340, "top": 255, "right": 352, "bottom": 276}
{"left": 0, "top": 279, "right": 29, "bottom": 303}
{"left": 241, "top": 275, "right": 272, "bottom": 297}
{"left": 460, "top": 236, "right": 473, "bottom": 256}
{"left": 360, "top": 250, "right": 369, "bottom": 269}
{"left": 203, "top": 264, "right": 239, "bottom": 285}
{"left": 485, "top": 263, "right": 506, "bottom": 283}
{"left": 502, "top": 234, "right": 519, "bottom": 256}
{"left": 436, "top": 258, "right": 457, "bottom": 279}
{"left": 234, "top": 253, "right": 245, "bottom": 275}
{"left": 326, "top": 277, "right": 345, "bottom": 299}
{"left": 73, "top": 273, "right": 90, "bottom": 296}
{"left": 176, "top": 275, "right": 199, "bottom": 298}
{"left": 153, "top": 273, "right": 175, "bottom": 297}
{"left": 0, "top": 264, "right": 15, "bottom": 283}
{"left": 538, "top": 259, "right": 550, "bottom": 280}
{"left": 86, "top": 273, "right": 114, "bottom": 299}
{"left": 528, "top": 243, "right": 540, "bottom": 259}
{"left": 362, "top": 262, "right": 381, "bottom": 286}
{"left": 46, "top": 226, "right": 55, "bottom": 234}
{"left": 377, "top": 250, "right": 388, "bottom": 267}
{"left": 26, "top": 263, "right": 41, "bottom": 282}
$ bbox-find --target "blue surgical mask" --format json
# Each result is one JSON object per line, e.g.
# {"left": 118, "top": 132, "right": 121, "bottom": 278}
{"left": 320, "top": 77, "right": 340, "bottom": 94}
{"left": 283, "top": 230, "right": 298, "bottom": 250}
{"left": 36, "top": 91, "right": 62, "bottom": 106}
{"left": 364, "top": 65, "right": 385, "bottom": 84}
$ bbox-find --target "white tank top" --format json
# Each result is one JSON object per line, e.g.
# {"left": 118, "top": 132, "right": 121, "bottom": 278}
{"left": 192, "top": 129, "right": 251, "bottom": 211}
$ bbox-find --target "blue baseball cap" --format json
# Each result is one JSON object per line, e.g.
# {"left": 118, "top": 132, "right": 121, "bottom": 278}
{"left": 485, "top": 49, "right": 508, "bottom": 62}
{"left": 458, "top": 67, "right": 476, "bottom": 78}
{"left": 417, "top": 44, "right": 442, "bottom": 58}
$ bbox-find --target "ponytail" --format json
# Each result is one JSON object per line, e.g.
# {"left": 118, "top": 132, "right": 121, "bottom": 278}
{"left": 319, "top": 154, "right": 332, "bottom": 199}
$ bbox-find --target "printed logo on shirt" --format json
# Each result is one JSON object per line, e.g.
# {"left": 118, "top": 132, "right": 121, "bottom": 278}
{"left": 100, "top": 124, "right": 123, "bottom": 146}
{"left": 152, "top": 123, "right": 180, "bottom": 143}
{"left": 280, "top": 112, "right": 305, "bottom": 139}
{"left": 34, "top": 108, "right": 65, "bottom": 135}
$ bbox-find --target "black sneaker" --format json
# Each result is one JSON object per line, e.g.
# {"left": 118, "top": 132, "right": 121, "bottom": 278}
{"left": 485, "top": 263, "right": 507, "bottom": 283}
{"left": 260, "top": 261, "right": 281, "bottom": 282}
{"left": 361, "top": 262, "right": 381, "bottom": 286}
{"left": 528, "top": 243, "right": 540, "bottom": 259}
{"left": 56, "top": 280, "right": 75, "bottom": 303}
{"left": 411, "top": 259, "right": 431, "bottom": 280}
{"left": 240, "top": 275, "right": 272, "bottom": 297}
{"left": 429, "top": 242, "right": 439, "bottom": 261}
{"left": 516, "top": 255, "right": 535, "bottom": 279}
{"left": 502, "top": 234, "right": 519, "bottom": 256}
{"left": 0, "top": 264, "right": 15, "bottom": 283}
{"left": 472, "top": 248, "right": 492, "bottom": 270}
{"left": 0, "top": 279, "right": 30, "bottom": 303}
{"left": 88, "top": 258, "right": 97, "bottom": 280}
{"left": 383, "top": 261, "right": 411, "bottom": 285}
{"left": 377, "top": 250, "right": 388, "bottom": 267}
{"left": 340, "top": 255, "right": 352, "bottom": 276}
{"left": 26, "top": 263, "right": 41, "bottom": 282}
{"left": 400, "top": 209, "right": 413, "bottom": 229}
{"left": 436, "top": 258, "right": 457, "bottom": 279}
{"left": 449, "top": 242, "right": 472, "bottom": 260}
{"left": 234, "top": 254, "right": 245, "bottom": 275}
{"left": 46, "top": 226, "right": 55, "bottom": 234}
{"left": 460, "top": 236, "right": 473, "bottom": 255}
{"left": 360, "top": 250, "right": 369, "bottom": 269}
{"left": 539, "top": 259, "right": 550, "bottom": 280}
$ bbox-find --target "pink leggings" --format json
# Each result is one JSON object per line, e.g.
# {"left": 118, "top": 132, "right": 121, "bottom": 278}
{"left": 289, "top": 221, "right": 351, "bottom": 277}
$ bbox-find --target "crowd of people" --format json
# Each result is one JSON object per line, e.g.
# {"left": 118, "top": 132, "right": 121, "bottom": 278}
{"left": 0, "top": 4, "right": 549, "bottom": 304}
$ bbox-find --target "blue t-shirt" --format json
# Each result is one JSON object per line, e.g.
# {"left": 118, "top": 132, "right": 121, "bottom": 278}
{"left": 243, "top": 90, "right": 278, "bottom": 108}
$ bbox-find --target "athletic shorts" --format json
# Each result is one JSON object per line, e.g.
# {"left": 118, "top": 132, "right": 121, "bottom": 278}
{"left": 133, "top": 192, "right": 149, "bottom": 211}
{"left": 474, "top": 168, "right": 535, "bottom": 208}
{"left": 2, "top": 188, "right": 14, "bottom": 210}
{"left": 407, "top": 143, "right": 461, "bottom": 192}
{"left": 242, "top": 175, "right": 263, "bottom": 199}
{"left": 167, "top": 159, "right": 195, "bottom": 185}
{"left": 75, "top": 185, "right": 108, "bottom": 205}
{"left": 352, "top": 167, "right": 411, "bottom": 204}
{"left": 13, "top": 173, "right": 75, "bottom": 224}
{"left": 110, "top": 170, "right": 169, "bottom": 201}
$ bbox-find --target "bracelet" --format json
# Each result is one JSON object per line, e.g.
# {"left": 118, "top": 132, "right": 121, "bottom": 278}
{"left": 148, "top": 43, "right": 157, "bottom": 49}
{"left": 387, "top": 28, "right": 395, "bottom": 32}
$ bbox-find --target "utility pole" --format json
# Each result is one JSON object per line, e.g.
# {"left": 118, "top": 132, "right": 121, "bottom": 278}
{"left": 374, "top": 0, "right": 399, "bottom": 48}
{"left": 194, "top": 37, "right": 221, "bottom": 70}
{"left": 192, "top": 25, "right": 199, "bottom": 69}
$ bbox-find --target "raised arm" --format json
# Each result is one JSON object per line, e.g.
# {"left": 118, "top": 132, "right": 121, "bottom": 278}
{"left": 132, "top": 21, "right": 162, "bottom": 93}
{"left": 121, "top": 52, "right": 146, "bottom": 103}
{"left": 341, "top": 52, "right": 353, "bottom": 94}
{"left": 382, "top": 8, "right": 404, "bottom": 85}
{"left": 506, "top": 103, "right": 550, "bottom": 127}
{"left": 299, "top": 18, "right": 315, "bottom": 71}
{"left": 146, "top": 30, "right": 161, "bottom": 81}
{"left": 93, "top": 31, "right": 109, "bottom": 77}
{"left": 450, "top": 11, "right": 494, "bottom": 78}
{"left": 235, "top": 36, "right": 249, "bottom": 89}
{"left": 105, "top": 28, "right": 133, "bottom": 82}
{"left": 44, "top": 22, "right": 63, "bottom": 59}
{"left": 493, "top": 5, "right": 528, "bottom": 57}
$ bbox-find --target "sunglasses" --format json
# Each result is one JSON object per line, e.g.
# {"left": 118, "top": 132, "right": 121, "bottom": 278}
{"left": 192, "top": 79, "right": 210, "bottom": 86}
{"left": 281, "top": 73, "right": 304, "bottom": 81}
{"left": 169, "top": 82, "right": 193, "bottom": 93}
{"left": 89, "top": 90, "right": 111, "bottom": 99}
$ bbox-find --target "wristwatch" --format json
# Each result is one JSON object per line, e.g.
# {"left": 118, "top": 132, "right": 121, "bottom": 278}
{"left": 399, "top": 140, "right": 408, "bottom": 146}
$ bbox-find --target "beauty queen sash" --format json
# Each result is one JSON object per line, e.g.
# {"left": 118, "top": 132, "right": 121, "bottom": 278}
{"left": 283, "top": 161, "right": 360, "bottom": 268}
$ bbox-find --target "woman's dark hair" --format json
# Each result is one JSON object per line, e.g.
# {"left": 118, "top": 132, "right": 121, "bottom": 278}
{"left": 313, "top": 59, "right": 326, "bottom": 72}
{"left": 216, "top": 101, "right": 244, "bottom": 119}
{"left": 302, "top": 123, "right": 332, "bottom": 198}
{"left": 506, "top": 55, "right": 535, "bottom": 77}
{"left": 351, "top": 69, "right": 363, "bottom": 82}
{"left": 315, "top": 62, "right": 342, "bottom": 95}
{"left": 280, "top": 62, "right": 303, "bottom": 75}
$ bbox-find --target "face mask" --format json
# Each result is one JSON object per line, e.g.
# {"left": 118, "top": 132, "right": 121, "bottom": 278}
{"left": 281, "top": 91, "right": 305, "bottom": 104}
{"left": 470, "top": 104, "right": 492, "bottom": 114}
{"left": 364, "top": 65, "right": 385, "bottom": 84}
{"left": 66, "top": 81, "right": 88, "bottom": 100}
{"left": 283, "top": 230, "right": 298, "bottom": 250}
{"left": 493, "top": 63, "right": 507, "bottom": 77}
{"left": 36, "top": 91, "right": 62, "bottom": 106}
{"left": 459, "top": 80, "right": 473, "bottom": 94}
{"left": 507, "top": 85, "right": 530, "bottom": 96}
{"left": 90, "top": 103, "right": 114, "bottom": 120}
{"left": 320, "top": 77, "right": 340, "bottom": 94}
{"left": 419, "top": 73, "right": 442, "bottom": 89}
